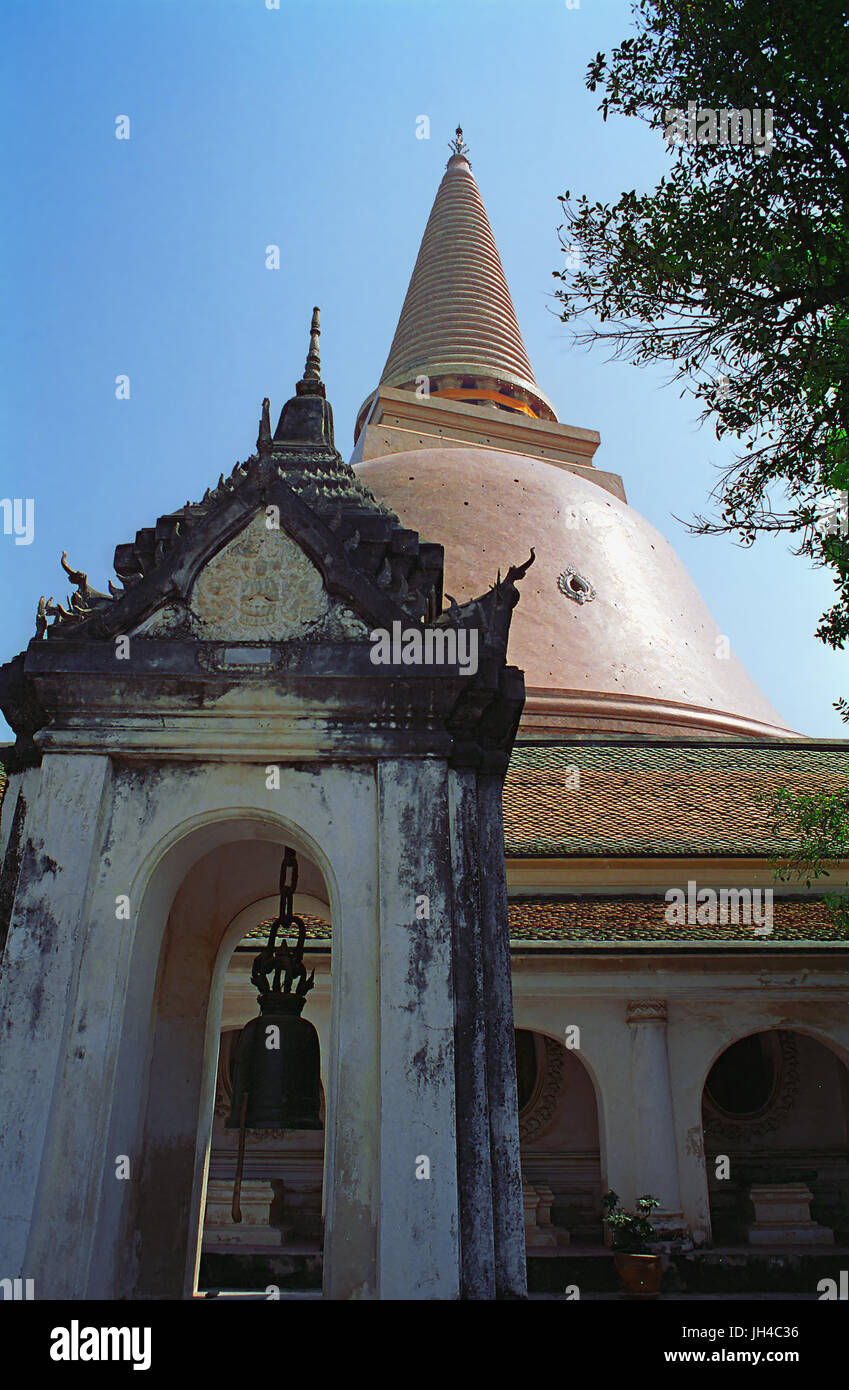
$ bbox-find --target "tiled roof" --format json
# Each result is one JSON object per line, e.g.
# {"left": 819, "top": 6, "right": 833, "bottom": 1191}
{"left": 503, "top": 741, "right": 849, "bottom": 857}
{"left": 508, "top": 896, "right": 845, "bottom": 943}
{"left": 237, "top": 900, "right": 844, "bottom": 947}
{"left": 242, "top": 914, "right": 332, "bottom": 944}
{"left": 5, "top": 740, "right": 847, "bottom": 868}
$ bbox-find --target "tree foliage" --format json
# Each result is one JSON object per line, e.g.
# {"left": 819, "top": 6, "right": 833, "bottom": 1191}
{"left": 554, "top": 0, "right": 849, "bottom": 670}
{"left": 766, "top": 775, "right": 849, "bottom": 931}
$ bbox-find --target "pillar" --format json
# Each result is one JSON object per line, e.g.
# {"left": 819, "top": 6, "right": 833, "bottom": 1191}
{"left": 478, "top": 772, "right": 526, "bottom": 1296}
{"left": 0, "top": 753, "right": 112, "bottom": 1283}
{"left": 626, "top": 999, "right": 684, "bottom": 1228}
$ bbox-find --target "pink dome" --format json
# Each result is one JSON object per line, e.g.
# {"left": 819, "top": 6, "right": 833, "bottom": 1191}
{"left": 356, "top": 446, "right": 796, "bottom": 738}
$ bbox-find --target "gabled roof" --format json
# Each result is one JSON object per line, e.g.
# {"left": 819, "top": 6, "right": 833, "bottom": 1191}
{"left": 38, "top": 414, "right": 444, "bottom": 645}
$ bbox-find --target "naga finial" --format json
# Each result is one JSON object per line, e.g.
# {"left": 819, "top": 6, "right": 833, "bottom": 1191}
{"left": 45, "top": 597, "right": 74, "bottom": 623}
{"left": 505, "top": 548, "right": 536, "bottom": 585}
{"left": 61, "top": 551, "right": 87, "bottom": 590}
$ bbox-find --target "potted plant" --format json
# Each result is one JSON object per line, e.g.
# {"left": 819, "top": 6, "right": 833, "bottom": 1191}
{"left": 602, "top": 1191, "right": 663, "bottom": 1298}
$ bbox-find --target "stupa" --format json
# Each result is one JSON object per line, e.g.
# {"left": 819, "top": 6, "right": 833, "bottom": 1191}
{"left": 352, "top": 127, "right": 794, "bottom": 739}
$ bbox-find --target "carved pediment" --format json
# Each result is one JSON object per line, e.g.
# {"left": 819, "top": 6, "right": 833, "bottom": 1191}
{"left": 192, "top": 514, "right": 367, "bottom": 641}
{"left": 131, "top": 512, "right": 369, "bottom": 642}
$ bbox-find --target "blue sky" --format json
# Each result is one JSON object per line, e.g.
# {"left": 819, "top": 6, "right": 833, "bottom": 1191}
{"left": 0, "top": 0, "right": 844, "bottom": 738}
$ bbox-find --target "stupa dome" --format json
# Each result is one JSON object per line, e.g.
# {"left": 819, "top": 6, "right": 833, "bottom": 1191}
{"left": 356, "top": 445, "right": 794, "bottom": 738}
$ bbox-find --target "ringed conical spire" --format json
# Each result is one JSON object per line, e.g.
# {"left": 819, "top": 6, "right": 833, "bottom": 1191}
{"left": 355, "top": 128, "right": 557, "bottom": 440}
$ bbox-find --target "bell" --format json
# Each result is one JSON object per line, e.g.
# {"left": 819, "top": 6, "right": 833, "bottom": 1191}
{"left": 226, "top": 994, "right": 322, "bottom": 1130}
{"left": 226, "top": 848, "right": 322, "bottom": 1221}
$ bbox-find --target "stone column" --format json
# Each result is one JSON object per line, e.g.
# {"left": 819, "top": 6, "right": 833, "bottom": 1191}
{"left": 448, "top": 769, "right": 496, "bottom": 1297}
{"left": 374, "top": 758, "right": 460, "bottom": 1299}
{"left": 324, "top": 758, "right": 461, "bottom": 1300}
{"left": 478, "top": 772, "right": 526, "bottom": 1297}
{"left": 0, "top": 753, "right": 112, "bottom": 1283}
{"left": 626, "top": 1000, "right": 684, "bottom": 1228}
{"left": 323, "top": 757, "right": 523, "bottom": 1300}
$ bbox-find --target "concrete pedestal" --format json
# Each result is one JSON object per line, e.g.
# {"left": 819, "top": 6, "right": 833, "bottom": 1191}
{"left": 522, "top": 1181, "right": 569, "bottom": 1248}
{"left": 747, "top": 1184, "right": 834, "bottom": 1246}
{"left": 203, "top": 1180, "right": 280, "bottom": 1249}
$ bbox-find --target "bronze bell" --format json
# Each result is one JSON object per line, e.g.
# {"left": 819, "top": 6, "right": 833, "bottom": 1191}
{"left": 227, "top": 848, "right": 322, "bottom": 1220}
{"left": 226, "top": 993, "right": 322, "bottom": 1131}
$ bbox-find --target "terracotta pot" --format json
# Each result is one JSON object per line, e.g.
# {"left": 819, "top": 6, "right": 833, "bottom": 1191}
{"left": 613, "top": 1252, "right": 663, "bottom": 1298}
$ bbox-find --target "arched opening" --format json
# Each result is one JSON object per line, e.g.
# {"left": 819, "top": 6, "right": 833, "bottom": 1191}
{"left": 702, "top": 1028, "right": 849, "bottom": 1245}
{"left": 198, "top": 870, "right": 332, "bottom": 1293}
{"left": 93, "top": 811, "right": 339, "bottom": 1301}
{"left": 515, "top": 1028, "right": 603, "bottom": 1248}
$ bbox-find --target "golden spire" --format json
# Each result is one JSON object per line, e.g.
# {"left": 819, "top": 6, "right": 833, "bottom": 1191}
{"left": 355, "top": 129, "right": 556, "bottom": 439}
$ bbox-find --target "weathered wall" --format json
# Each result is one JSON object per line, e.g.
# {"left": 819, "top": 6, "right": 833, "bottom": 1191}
{"left": 0, "top": 750, "right": 521, "bottom": 1300}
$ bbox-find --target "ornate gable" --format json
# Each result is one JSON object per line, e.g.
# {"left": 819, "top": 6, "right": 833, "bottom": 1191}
{"left": 131, "top": 512, "right": 369, "bottom": 643}
{"left": 26, "top": 360, "right": 445, "bottom": 647}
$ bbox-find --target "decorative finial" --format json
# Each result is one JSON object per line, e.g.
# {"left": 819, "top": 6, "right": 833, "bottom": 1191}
{"left": 303, "top": 306, "right": 321, "bottom": 382}
{"left": 448, "top": 125, "right": 470, "bottom": 161}
{"left": 257, "top": 396, "right": 272, "bottom": 455}
{"left": 295, "top": 306, "right": 326, "bottom": 398}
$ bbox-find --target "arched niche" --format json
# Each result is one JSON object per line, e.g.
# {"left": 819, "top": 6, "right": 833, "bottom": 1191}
{"left": 702, "top": 1027, "right": 849, "bottom": 1245}
{"left": 514, "top": 1027, "right": 604, "bottom": 1245}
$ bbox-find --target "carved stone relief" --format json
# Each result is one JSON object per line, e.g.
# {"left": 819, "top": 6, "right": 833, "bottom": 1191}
{"left": 519, "top": 1036, "right": 567, "bottom": 1143}
{"left": 626, "top": 999, "right": 668, "bottom": 1023}
{"left": 703, "top": 1031, "right": 800, "bottom": 1141}
{"left": 192, "top": 514, "right": 358, "bottom": 641}
{"left": 132, "top": 512, "right": 370, "bottom": 642}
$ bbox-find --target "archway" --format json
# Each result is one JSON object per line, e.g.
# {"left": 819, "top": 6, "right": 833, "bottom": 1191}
{"left": 515, "top": 1028, "right": 603, "bottom": 1247}
{"left": 702, "top": 1028, "right": 849, "bottom": 1245}
{"left": 88, "top": 810, "right": 339, "bottom": 1300}
{"left": 198, "top": 877, "right": 332, "bottom": 1292}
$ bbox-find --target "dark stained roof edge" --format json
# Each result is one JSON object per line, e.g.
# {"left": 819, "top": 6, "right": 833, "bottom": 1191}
{"left": 505, "top": 851, "right": 849, "bottom": 859}
{"left": 512, "top": 737, "right": 849, "bottom": 750}
{"left": 509, "top": 943, "right": 849, "bottom": 953}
